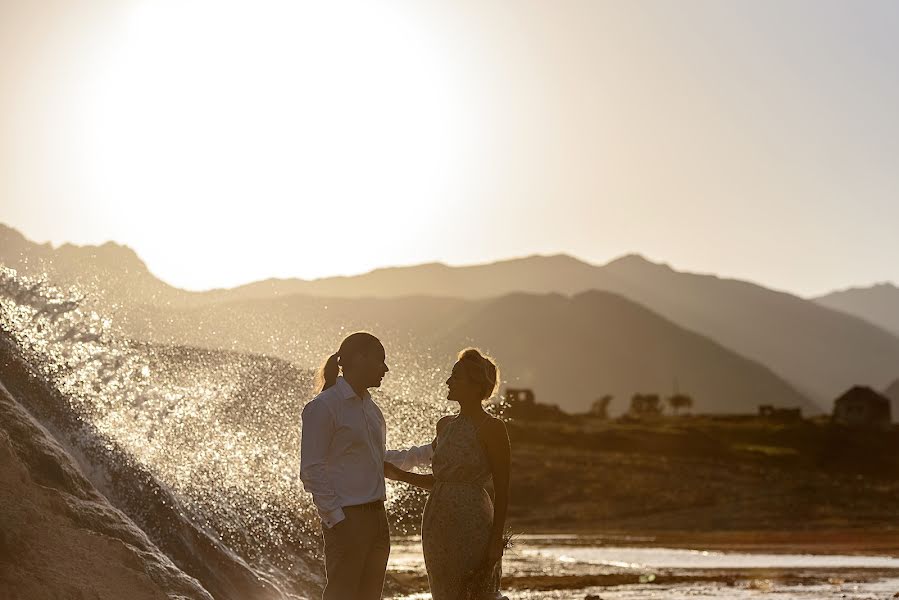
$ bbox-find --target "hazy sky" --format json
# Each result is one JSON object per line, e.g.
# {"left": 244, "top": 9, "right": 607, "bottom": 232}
{"left": 2, "top": 0, "right": 898, "bottom": 295}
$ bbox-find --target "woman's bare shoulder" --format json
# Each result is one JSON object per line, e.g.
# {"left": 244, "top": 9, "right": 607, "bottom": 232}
{"left": 436, "top": 414, "right": 455, "bottom": 433}
{"left": 484, "top": 415, "right": 506, "bottom": 433}
{"left": 481, "top": 415, "right": 508, "bottom": 439}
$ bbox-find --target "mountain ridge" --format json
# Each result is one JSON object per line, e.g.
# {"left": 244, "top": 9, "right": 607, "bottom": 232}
{"left": 4, "top": 223, "right": 899, "bottom": 406}
{"left": 112, "top": 287, "right": 815, "bottom": 415}
{"left": 814, "top": 283, "right": 899, "bottom": 337}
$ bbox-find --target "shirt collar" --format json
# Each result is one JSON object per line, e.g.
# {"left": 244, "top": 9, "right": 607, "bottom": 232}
{"left": 335, "top": 376, "right": 371, "bottom": 401}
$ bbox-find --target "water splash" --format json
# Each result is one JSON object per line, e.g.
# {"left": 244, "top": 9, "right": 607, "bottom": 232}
{"left": 0, "top": 265, "right": 461, "bottom": 595}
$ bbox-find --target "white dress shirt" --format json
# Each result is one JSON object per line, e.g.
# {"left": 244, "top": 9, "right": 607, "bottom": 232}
{"left": 300, "top": 376, "right": 433, "bottom": 528}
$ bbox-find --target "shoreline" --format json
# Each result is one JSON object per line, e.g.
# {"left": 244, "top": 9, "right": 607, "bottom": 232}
{"left": 390, "top": 568, "right": 899, "bottom": 593}
{"left": 386, "top": 531, "right": 899, "bottom": 596}
{"left": 392, "top": 528, "right": 899, "bottom": 556}
{"left": 504, "top": 528, "right": 899, "bottom": 556}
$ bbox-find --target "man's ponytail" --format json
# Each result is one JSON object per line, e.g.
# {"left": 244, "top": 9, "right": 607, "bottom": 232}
{"left": 317, "top": 352, "right": 341, "bottom": 392}
{"left": 315, "top": 331, "right": 382, "bottom": 393}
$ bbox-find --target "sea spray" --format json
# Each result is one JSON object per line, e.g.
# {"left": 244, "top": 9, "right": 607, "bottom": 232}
{"left": 0, "top": 266, "right": 453, "bottom": 597}
{"left": 0, "top": 267, "right": 311, "bottom": 597}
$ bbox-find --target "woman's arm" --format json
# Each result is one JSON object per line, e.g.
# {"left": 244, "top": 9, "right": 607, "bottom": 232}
{"left": 384, "top": 462, "right": 435, "bottom": 490}
{"left": 482, "top": 417, "right": 511, "bottom": 566}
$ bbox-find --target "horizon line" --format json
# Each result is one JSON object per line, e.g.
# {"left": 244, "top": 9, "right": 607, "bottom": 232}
{"left": 3, "top": 222, "right": 896, "bottom": 299}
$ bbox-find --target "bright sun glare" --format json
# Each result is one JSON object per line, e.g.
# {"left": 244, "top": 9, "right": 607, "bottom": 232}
{"left": 74, "top": 0, "right": 470, "bottom": 289}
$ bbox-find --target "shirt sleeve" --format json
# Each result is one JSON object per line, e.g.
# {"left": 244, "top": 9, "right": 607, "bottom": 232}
{"left": 385, "top": 442, "right": 434, "bottom": 470}
{"left": 300, "top": 400, "right": 345, "bottom": 528}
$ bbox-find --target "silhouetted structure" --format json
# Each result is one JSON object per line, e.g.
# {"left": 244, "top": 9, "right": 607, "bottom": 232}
{"left": 504, "top": 388, "right": 535, "bottom": 405}
{"left": 758, "top": 405, "right": 803, "bottom": 422}
{"left": 629, "top": 393, "right": 662, "bottom": 418}
{"left": 832, "top": 386, "right": 892, "bottom": 430}
{"left": 588, "top": 395, "right": 613, "bottom": 419}
{"left": 885, "top": 379, "right": 899, "bottom": 406}
{"left": 502, "top": 388, "right": 569, "bottom": 421}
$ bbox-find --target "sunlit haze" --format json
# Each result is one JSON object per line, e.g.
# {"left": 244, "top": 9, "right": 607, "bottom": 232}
{"left": 3, "top": 0, "right": 899, "bottom": 295}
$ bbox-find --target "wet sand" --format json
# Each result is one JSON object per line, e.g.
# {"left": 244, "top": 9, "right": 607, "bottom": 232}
{"left": 384, "top": 533, "right": 899, "bottom": 599}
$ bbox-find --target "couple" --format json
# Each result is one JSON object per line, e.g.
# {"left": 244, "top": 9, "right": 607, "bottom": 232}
{"left": 300, "top": 331, "right": 511, "bottom": 600}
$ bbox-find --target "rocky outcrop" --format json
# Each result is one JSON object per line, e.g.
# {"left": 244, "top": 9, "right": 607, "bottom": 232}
{"left": 0, "top": 335, "right": 306, "bottom": 600}
{"left": 0, "top": 378, "right": 214, "bottom": 600}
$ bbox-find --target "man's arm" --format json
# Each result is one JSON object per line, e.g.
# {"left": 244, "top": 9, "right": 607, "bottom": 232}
{"left": 385, "top": 442, "right": 434, "bottom": 470}
{"left": 299, "top": 400, "right": 345, "bottom": 528}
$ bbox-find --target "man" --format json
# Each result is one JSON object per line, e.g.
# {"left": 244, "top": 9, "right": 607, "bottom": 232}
{"left": 300, "top": 332, "right": 433, "bottom": 600}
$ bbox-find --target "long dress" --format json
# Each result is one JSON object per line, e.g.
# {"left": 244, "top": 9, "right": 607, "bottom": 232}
{"left": 422, "top": 413, "right": 502, "bottom": 600}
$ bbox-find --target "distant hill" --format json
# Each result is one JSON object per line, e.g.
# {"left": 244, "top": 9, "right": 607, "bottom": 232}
{"left": 426, "top": 291, "right": 815, "bottom": 415}
{"left": 223, "top": 252, "right": 899, "bottom": 406}
{"left": 112, "top": 290, "right": 815, "bottom": 415}
{"left": 222, "top": 253, "right": 601, "bottom": 301}
{"left": 219, "top": 252, "right": 899, "bottom": 405}
{"left": 814, "top": 283, "right": 899, "bottom": 337}
{"left": 0, "top": 224, "right": 188, "bottom": 307}
{"left": 5, "top": 223, "right": 899, "bottom": 407}
{"left": 594, "top": 256, "right": 899, "bottom": 406}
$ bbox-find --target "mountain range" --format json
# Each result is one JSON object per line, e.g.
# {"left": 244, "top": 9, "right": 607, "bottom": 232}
{"left": 814, "top": 283, "right": 899, "bottom": 337}
{"left": 110, "top": 291, "right": 816, "bottom": 415}
{"left": 3, "top": 223, "right": 898, "bottom": 415}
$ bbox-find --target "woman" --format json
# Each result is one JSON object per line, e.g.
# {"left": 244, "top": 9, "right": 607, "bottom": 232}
{"left": 385, "top": 348, "right": 511, "bottom": 600}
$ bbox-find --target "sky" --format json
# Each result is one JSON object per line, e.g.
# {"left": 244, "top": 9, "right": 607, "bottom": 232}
{"left": 2, "top": 0, "right": 898, "bottom": 296}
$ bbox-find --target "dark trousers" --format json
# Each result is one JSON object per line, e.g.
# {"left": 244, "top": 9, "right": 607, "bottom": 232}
{"left": 322, "top": 502, "right": 390, "bottom": 600}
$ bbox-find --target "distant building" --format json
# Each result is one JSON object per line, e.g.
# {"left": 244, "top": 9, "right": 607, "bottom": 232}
{"left": 588, "top": 395, "right": 613, "bottom": 419}
{"left": 885, "top": 379, "right": 899, "bottom": 406}
{"left": 758, "top": 405, "right": 803, "bottom": 422}
{"left": 832, "top": 386, "right": 892, "bottom": 430}
{"left": 502, "top": 388, "right": 569, "bottom": 421}
{"left": 504, "top": 388, "right": 535, "bottom": 405}
{"left": 629, "top": 393, "right": 662, "bottom": 418}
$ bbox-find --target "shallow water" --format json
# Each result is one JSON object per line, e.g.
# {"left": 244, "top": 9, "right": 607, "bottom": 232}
{"left": 521, "top": 544, "right": 899, "bottom": 570}
{"left": 387, "top": 537, "right": 899, "bottom": 599}
{"left": 468, "top": 580, "right": 899, "bottom": 599}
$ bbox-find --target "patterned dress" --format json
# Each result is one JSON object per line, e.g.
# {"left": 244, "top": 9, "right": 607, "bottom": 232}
{"left": 422, "top": 414, "right": 502, "bottom": 600}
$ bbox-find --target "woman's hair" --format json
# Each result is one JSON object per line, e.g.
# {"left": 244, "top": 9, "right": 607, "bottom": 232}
{"left": 457, "top": 347, "right": 500, "bottom": 400}
{"left": 317, "top": 331, "right": 382, "bottom": 392}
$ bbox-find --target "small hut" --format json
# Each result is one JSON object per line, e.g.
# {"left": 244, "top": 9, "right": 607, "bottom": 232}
{"left": 502, "top": 388, "right": 569, "bottom": 421}
{"left": 885, "top": 379, "right": 899, "bottom": 406}
{"left": 832, "top": 386, "right": 892, "bottom": 429}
